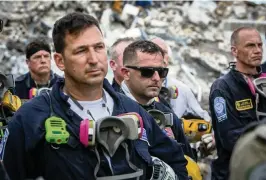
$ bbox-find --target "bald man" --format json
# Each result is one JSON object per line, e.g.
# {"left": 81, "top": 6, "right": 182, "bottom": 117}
{"left": 151, "top": 37, "right": 211, "bottom": 121}
{"left": 209, "top": 27, "right": 264, "bottom": 180}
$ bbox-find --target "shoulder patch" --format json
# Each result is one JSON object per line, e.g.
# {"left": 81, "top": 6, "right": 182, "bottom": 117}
{"left": 0, "top": 129, "right": 9, "bottom": 160}
{"left": 235, "top": 99, "right": 253, "bottom": 111}
{"left": 214, "top": 97, "right": 227, "bottom": 122}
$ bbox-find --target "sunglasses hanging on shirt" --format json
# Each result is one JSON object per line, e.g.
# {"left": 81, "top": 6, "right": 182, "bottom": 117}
{"left": 126, "top": 66, "right": 169, "bottom": 79}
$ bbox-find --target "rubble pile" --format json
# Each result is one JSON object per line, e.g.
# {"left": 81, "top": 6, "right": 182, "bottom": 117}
{"left": 0, "top": 0, "right": 266, "bottom": 108}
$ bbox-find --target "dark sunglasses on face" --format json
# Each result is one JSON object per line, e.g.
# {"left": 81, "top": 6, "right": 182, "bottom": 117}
{"left": 126, "top": 66, "right": 169, "bottom": 78}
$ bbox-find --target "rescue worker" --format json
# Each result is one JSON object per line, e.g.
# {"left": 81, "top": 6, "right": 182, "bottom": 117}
{"left": 151, "top": 37, "right": 215, "bottom": 156}
{"left": 1, "top": 12, "right": 188, "bottom": 180}
{"left": 110, "top": 38, "right": 172, "bottom": 110}
{"left": 209, "top": 27, "right": 264, "bottom": 180}
{"left": 120, "top": 40, "right": 195, "bottom": 160}
{"left": 109, "top": 37, "right": 134, "bottom": 93}
{"left": 230, "top": 72, "right": 266, "bottom": 180}
{"left": 15, "top": 39, "right": 60, "bottom": 99}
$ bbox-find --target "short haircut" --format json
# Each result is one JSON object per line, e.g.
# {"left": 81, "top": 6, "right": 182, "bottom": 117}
{"left": 123, "top": 40, "right": 165, "bottom": 66}
{"left": 231, "top": 27, "right": 259, "bottom": 46}
{"left": 109, "top": 37, "right": 135, "bottom": 61}
{"left": 52, "top": 12, "right": 102, "bottom": 53}
{"left": 25, "top": 39, "right": 51, "bottom": 59}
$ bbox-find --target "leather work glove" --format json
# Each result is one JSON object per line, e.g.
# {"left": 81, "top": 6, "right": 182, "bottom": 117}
{"left": 199, "top": 133, "right": 216, "bottom": 157}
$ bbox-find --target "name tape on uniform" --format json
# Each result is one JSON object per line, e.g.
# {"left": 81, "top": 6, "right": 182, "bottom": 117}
{"left": 235, "top": 99, "right": 253, "bottom": 111}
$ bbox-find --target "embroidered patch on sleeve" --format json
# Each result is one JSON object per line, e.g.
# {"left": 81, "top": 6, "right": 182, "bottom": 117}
{"left": 235, "top": 99, "right": 253, "bottom": 111}
{"left": 214, "top": 97, "right": 227, "bottom": 122}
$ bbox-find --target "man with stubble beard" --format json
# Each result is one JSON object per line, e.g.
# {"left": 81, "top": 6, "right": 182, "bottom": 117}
{"left": 209, "top": 27, "right": 265, "bottom": 180}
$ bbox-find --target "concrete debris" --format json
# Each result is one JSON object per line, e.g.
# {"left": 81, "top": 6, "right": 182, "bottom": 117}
{"left": 1, "top": 1, "right": 266, "bottom": 109}
{"left": 187, "top": 1, "right": 216, "bottom": 28}
{"left": 232, "top": 2, "right": 247, "bottom": 19}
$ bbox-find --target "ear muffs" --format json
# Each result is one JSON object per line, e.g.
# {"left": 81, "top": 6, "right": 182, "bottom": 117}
{"left": 79, "top": 119, "right": 96, "bottom": 147}
{"left": 117, "top": 112, "right": 144, "bottom": 139}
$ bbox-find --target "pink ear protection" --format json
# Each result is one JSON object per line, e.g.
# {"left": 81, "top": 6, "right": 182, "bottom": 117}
{"left": 117, "top": 112, "right": 144, "bottom": 139}
{"left": 79, "top": 119, "right": 96, "bottom": 147}
{"left": 79, "top": 113, "right": 144, "bottom": 147}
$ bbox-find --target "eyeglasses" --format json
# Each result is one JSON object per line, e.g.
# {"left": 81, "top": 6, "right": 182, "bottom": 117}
{"left": 126, "top": 66, "right": 169, "bottom": 78}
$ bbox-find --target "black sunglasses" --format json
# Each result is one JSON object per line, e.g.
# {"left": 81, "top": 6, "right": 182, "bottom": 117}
{"left": 126, "top": 66, "right": 169, "bottom": 78}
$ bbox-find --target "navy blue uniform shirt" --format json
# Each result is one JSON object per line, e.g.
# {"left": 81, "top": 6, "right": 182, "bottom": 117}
{"left": 209, "top": 68, "right": 265, "bottom": 180}
{"left": 15, "top": 71, "right": 61, "bottom": 99}
{"left": 2, "top": 78, "right": 188, "bottom": 180}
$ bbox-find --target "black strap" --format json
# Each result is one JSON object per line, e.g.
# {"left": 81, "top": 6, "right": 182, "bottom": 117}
{"left": 45, "top": 91, "right": 55, "bottom": 117}
{"left": 44, "top": 91, "right": 80, "bottom": 149}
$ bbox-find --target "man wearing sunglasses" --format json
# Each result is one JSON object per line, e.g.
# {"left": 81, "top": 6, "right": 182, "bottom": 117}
{"left": 120, "top": 40, "right": 195, "bottom": 160}
{"left": 151, "top": 37, "right": 215, "bottom": 157}
{"left": 2, "top": 13, "right": 189, "bottom": 180}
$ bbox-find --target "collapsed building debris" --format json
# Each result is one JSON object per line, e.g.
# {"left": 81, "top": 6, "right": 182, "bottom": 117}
{"left": 0, "top": 0, "right": 266, "bottom": 109}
